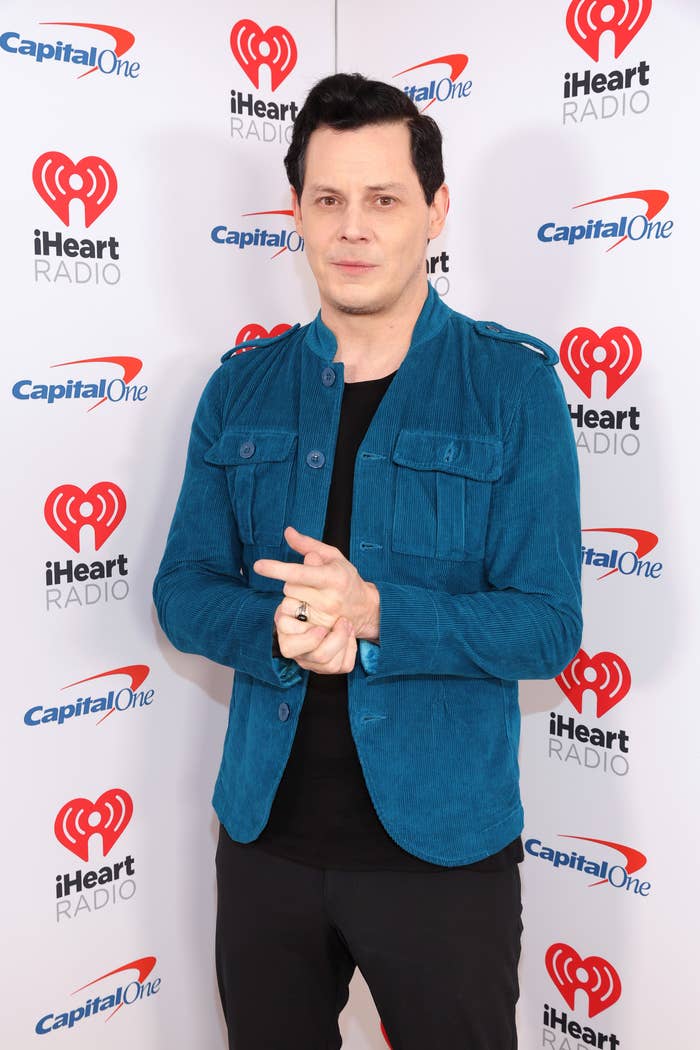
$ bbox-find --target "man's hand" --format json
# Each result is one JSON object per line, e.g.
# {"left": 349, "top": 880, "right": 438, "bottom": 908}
{"left": 255, "top": 526, "right": 380, "bottom": 641}
{"left": 273, "top": 611, "right": 357, "bottom": 674}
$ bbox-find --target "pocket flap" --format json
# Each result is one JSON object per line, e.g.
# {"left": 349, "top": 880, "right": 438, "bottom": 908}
{"left": 204, "top": 429, "right": 296, "bottom": 466}
{"left": 392, "top": 430, "right": 502, "bottom": 480}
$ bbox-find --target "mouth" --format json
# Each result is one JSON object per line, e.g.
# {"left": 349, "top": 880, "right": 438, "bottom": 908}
{"left": 331, "top": 261, "right": 378, "bottom": 273}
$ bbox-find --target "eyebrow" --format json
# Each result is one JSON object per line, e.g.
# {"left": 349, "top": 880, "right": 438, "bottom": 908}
{"left": 308, "top": 182, "right": 408, "bottom": 194}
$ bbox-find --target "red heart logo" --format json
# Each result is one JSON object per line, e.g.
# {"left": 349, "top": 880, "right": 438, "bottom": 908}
{"left": 559, "top": 326, "right": 642, "bottom": 398}
{"left": 234, "top": 322, "right": 292, "bottom": 350}
{"left": 44, "top": 481, "right": 127, "bottom": 553}
{"left": 32, "top": 151, "right": 117, "bottom": 227}
{"left": 566, "top": 0, "right": 651, "bottom": 61}
{"left": 556, "top": 648, "right": 631, "bottom": 717}
{"left": 54, "top": 788, "right": 134, "bottom": 862}
{"left": 230, "top": 20, "right": 298, "bottom": 91}
{"left": 546, "top": 942, "right": 622, "bottom": 1017}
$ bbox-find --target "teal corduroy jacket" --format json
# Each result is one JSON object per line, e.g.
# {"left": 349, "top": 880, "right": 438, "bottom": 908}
{"left": 153, "top": 283, "right": 582, "bottom": 865}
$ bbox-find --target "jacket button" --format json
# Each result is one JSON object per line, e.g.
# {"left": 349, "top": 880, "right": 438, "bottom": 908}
{"left": 278, "top": 702, "right": 290, "bottom": 722}
{"left": 239, "top": 440, "right": 255, "bottom": 459}
{"left": 306, "top": 450, "right": 325, "bottom": 468}
{"left": 321, "top": 367, "right": 336, "bottom": 387}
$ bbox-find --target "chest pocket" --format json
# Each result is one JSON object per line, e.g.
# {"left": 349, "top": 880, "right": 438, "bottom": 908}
{"left": 391, "top": 430, "right": 503, "bottom": 561}
{"left": 204, "top": 428, "right": 297, "bottom": 546}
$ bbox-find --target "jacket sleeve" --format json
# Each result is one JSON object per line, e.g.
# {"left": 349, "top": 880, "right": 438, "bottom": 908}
{"left": 152, "top": 366, "right": 302, "bottom": 688}
{"left": 358, "top": 363, "right": 582, "bottom": 682}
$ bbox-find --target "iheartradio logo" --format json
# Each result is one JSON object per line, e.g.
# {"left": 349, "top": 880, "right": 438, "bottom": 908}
{"left": 44, "top": 482, "right": 126, "bottom": 553}
{"left": 556, "top": 649, "right": 631, "bottom": 717}
{"left": 230, "top": 20, "right": 297, "bottom": 91}
{"left": 546, "top": 942, "right": 622, "bottom": 1017}
{"left": 560, "top": 327, "right": 641, "bottom": 398}
{"left": 54, "top": 788, "right": 133, "bottom": 862}
{"left": 566, "top": 0, "right": 651, "bottom": 62}
{"left": 33, "top": 152, "right": 118, "bottom": 227}
{"left": 234, "top": 322, "right": 292, "bottom": 348}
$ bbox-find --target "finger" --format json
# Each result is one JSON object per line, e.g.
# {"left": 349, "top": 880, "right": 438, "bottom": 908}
{"left": 300, "top": 616, "right": 353, "bottom": 667}
{"left": 253, "top": 558, "right": 332, "bottom": 588}
{"left": 282, "top": 583, "right": 338, "bottom": 616}
{"left": 283, "top": 525, "right": 343, "bottom": 561}
{"left": 276, "top": 611, "right": 334, "bottom": 635}
{"left": 299, "top": 620, "right": 356, "bottom": 674}
{"left": 277, "top": 624, "right": 330, "bottom": 660}
{"left": 276, "top": 601, "right": 336, "bottom": 630}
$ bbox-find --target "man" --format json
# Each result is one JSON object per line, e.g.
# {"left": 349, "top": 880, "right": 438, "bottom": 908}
{"left": 153, "top": 73, "right": 582, "bottom": 1050}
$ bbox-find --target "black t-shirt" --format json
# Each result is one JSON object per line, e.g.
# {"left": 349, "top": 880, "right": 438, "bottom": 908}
{"left": 245, "top": 367, "right": 523, "bottom": 871}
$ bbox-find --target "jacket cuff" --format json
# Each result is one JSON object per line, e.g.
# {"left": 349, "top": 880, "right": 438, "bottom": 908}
{"left": 358, "top": 580, "right": 441, "bottom": 678}
{"left": 234, "top": 590, "right": 303, "bottom": 688}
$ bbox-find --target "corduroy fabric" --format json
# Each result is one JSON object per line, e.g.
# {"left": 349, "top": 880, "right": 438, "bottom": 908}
{"left": 153, "top": 283, "right": 582, "bottom": 866}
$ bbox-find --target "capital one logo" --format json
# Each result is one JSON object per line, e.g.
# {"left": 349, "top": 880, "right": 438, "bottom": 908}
{"left": 582, "top": 526, "right": 659, "bottom": 580}
{"left": 44, "top": 482, "right": 126, "bottom": 553}
{"left": 33, "top": 151, "right": 117, "bottom": 227}
{"left": 560, "top": 327, "right": 641, "bottom": 397}
{"left": 556, "top": 649, "right": 631, "bottom": 716}
{"left": 566, "top": 0, "right": 651, "bottom": 60}
{"left": 546, "top": 942, "right": 622, "bottom": 1017}
{"left": 54, "top": 788, "right": 133, "bottom": 862}
{"left": 35, "top": 956, "right": 160, "bottom": 1033}
{"left": 230, "top": 19, "right": 297, "bottom": 90}
{"left": 393, "top": 54, "right": 470, "bottom": 112}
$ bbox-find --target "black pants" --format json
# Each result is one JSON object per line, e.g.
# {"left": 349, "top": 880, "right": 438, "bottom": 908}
{"left": 215, "top": 825, "right": 522, "bottom": 1050}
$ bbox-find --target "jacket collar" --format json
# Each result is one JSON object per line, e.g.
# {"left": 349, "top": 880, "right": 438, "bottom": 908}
{"left": 303, "top": 281, "right": 449, "bottom": 363}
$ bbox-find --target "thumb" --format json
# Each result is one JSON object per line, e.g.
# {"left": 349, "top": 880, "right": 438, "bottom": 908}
{"left": 304, "top": 550, "right": 325, "bottom": 567}
{"left": 284, "top": 525, "right": 335, "bottom": 562}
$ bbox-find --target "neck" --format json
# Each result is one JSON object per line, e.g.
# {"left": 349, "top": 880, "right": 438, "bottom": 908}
{"left": 321, "top": 279, "right": 429, "bottom": 382}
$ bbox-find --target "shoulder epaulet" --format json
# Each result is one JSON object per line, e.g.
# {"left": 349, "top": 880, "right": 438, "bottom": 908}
{"left": 220, "top": 323, "right": 301, "bottom": 363}
{"left": 473, "top": 319, "right": 558, "bottom": 365}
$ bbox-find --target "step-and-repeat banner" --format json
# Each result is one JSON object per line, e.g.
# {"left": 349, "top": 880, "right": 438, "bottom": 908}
{"left": 2, "top": 2, "right": 698, "bottom": 1047}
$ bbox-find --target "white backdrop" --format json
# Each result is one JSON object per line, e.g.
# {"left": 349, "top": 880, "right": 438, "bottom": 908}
{"left": 2, "top": 2, "right": 699, "bottom": 1047}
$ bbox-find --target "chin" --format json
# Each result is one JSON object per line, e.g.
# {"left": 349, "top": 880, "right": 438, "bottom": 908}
{"left": 334, "top": 299, "right": 382, "bottom": 316}
{"left": 326, "top": 285, "right": 385, "bottom": 317}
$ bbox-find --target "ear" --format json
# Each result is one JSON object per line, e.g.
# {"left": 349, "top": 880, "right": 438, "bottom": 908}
{"left": 427, "top": 183, "right": 450, "bottom": 241}
{"left": 290, "top": 186, "right": 303, "bottom": 238}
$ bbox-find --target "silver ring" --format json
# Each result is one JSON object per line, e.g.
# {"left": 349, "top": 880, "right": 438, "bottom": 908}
{"left": 295, "top": 601, "right": 309, "bottom": 622}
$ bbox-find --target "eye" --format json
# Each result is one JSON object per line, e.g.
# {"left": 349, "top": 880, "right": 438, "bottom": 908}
{"left": 318, "top": 196, "right": 338, "bottom": 206}
{"left": 376, "top": 196, "right": 396, "bottom": 207}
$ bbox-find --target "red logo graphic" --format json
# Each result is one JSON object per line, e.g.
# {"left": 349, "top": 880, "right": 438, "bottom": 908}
{"left": 393, "top": 54, "right": 469, "bottom": 111}
{"left": 561, "top": 834, "right": 647, "bottom": 887}
{"left": 566, "top": 0, "right": 651, "bottom": 61}
{"left": 583, "top": 526, "right": 658, "bottom": 580}
{"left": 242, "top": 208, "right": 295, "bottom": 259}
{"left": 575, "top": 189, "right": 668, "bottom": 252}
{"left": 556, "top": 650, "right": 631, "bottom": 716}
{"left": 560, "top": 327, "right": 641, "bottom": 397}
{"left": 234, "top": 323, "right": 292, "bottom": 351}
{"left": 230, "top": 20, "right": 297, "bottom": 91}
{"left": 50, "top": 356, "right": 143, "bottom": 411}
{"left": 33, "top": 151, "right": 117, "bottom": 227}
{"left": 72, "top": 956, "right": 156, "bottom": 1021}
{"left": 39, "top": 22, "right": 136, "bottom": 79}
{"left": 54, "top": 788, "right": 133, "bottom": 862}
{"left": 44, "top": 481, "right": 127, "bottom": 553}
{"left": 62, "top": 665, "right": 150, "bottom": 725}
{"left": 546, "top": 942, "right": 622, "bottom": 1017}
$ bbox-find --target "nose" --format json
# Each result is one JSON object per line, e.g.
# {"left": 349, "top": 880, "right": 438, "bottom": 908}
{"left": 337, "top": 200, "right": 371, "bottom": 243}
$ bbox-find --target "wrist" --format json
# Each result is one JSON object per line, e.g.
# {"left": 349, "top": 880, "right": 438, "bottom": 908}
{"left": 358, "top": 581, "right": 380, "bottom": 642}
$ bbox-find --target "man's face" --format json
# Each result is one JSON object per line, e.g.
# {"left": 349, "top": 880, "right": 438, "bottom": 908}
{"left": 291, "top": 121, "right": 448, "bottom": 317}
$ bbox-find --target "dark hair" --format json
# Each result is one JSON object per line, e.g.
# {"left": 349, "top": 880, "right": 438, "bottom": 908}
{"left": 284, "top": 73, "right": 445, "bottom": 205}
